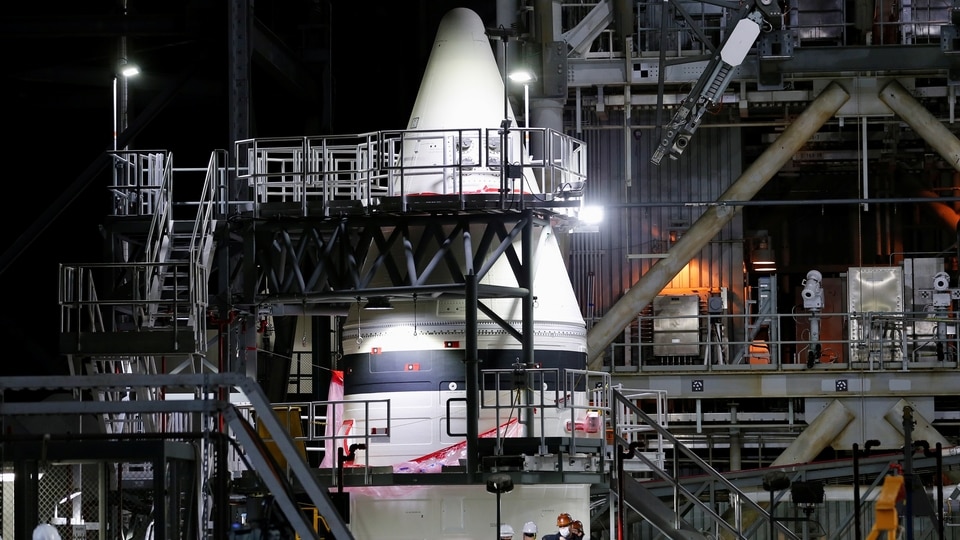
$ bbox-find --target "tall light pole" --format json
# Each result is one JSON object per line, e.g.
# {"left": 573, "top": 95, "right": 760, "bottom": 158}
{"left": 486, "top": 473, "right": 513, "bottom": 540}
{"left": 112, "top": 61, "right": 139, "bottom": 215}
{"left": 508, "top": 68, "right": 537, "bottom": 153}
{"left": 114, "top": 0, "right": 137, "bottom": 152}
{"left": 508, "top": 69, "right": 536, "bottom": 130}
{"left": 113, "top": 62, "right": 140, "bottom": 151}
{"left": 487, "top": 26, "right": 517, "bottom": 209}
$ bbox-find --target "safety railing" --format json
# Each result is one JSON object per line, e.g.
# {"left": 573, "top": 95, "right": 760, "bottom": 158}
{"left": 58, "top": 264, "right": 108, "bottom": 336}
{"left": 233, "top": 397, "right": 390, "bottom": 486}
{"left": 234, "top": 127, "right": 586, "bottom": 217}
{"left": 479, "top": 367, "right": 611, "bottom": 460}
{"left": 562, "top": 368, "right": 612, "bottom": 455}
{"left": 58, "top": 260, "right": 207, "bottom": 355}
{"left": 613, "top": 387, "right": 667, "bottom": 472}
{"left": 83, "top": 148, "right": 215, "bottom": 353}
{"left": 611, "top": 387, "right": 802, "bottom": 540}
{"left": 184, "top": 150, "right": 223, "bottom": 311}
{"left": 480, "top": 367, "right": 562, "bottom": 456}
{"left": 235, "top": 134, "right": 390, "bottom": 214}
{"left": 608, "top": 308, "right": 960, "bottom": 372}
{"left": 108, "top": 149, "right": 170, "bottom": 218}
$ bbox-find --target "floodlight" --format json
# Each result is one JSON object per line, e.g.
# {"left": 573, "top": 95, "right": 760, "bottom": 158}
{"left": 363, "top": 296, "right": 394, "bottom": 311}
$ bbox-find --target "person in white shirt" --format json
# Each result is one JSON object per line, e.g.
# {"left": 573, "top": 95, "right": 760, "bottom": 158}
{"left": 32, "top": 524, "right": 62, "bottom": 540}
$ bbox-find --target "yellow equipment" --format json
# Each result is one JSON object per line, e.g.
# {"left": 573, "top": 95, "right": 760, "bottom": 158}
{"left": 866, "top": 473, "right": 906, "bottom": 540}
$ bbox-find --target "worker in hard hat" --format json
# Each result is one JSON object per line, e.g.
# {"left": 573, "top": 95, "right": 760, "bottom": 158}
{"left": 522, "top": 521, "right": 538, "bottom": 538}
{"left": 500, "top": 523, "right": 516, "bottom": 539}
{"left": 569, "top": 520, "right": 585, "bottom": 540}
{"left": 541, "top": 512, "right": 574, "bottom": 540}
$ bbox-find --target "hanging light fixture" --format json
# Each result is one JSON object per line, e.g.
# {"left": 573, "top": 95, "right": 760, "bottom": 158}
{"left": 363, "top": 296, "right": 394, "bottom": 310}
{"left": 355, "top": 297, "right": 363, "bottom": 344}
{"left": 751, "top": 233, "right": 777, "bottom": 272}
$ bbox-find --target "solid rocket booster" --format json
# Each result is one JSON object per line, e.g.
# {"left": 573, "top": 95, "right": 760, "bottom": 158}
{"left": 399, "top": 7, "right": 538, "bottom": 196}
{"left": 339, "top": 8, "right": 587, "bottom": 467}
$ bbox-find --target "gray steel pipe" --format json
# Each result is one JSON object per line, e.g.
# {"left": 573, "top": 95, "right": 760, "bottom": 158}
{"left": 586, "top": 81, "right": 851, "bottom": 368}
{"left": 881, "top": 80, "right": 960, "bottom": 236}
{"left": 880, "top": 79, "right": 960, "bottom": 171}
{"left": 772, "top": 399, "right": 854, "bottom": 466}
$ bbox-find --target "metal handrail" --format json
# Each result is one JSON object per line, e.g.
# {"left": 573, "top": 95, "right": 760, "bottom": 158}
{"left": 611, "top": 387, "right": 802, "bottom": 540}
{"left": 608, "top": 308, "right": 960, "bottom": 372}
{"left": 234, "top": 128, "right": 586, "bottom": 216}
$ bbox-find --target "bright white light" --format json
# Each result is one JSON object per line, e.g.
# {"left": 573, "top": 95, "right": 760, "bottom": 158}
{"left": 508, "top": 69, "right": 535, "bottom": 83}
{"left": 120, "top": 65, "right": 140, "bottom": 78}
{"left": 579, "top": 205, "right": 604, "bottom": 225}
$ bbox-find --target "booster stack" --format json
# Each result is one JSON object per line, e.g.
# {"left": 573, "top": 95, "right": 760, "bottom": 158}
{"left": 339, "top": 7, "right": 588, "bottom": 468}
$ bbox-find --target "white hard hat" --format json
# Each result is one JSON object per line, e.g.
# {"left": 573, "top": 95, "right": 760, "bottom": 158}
{"left": 523, "top": 521, "right": 538, "bottom": 534}
{"left": 500, "top": 524, "right": 515, "bottom": 537}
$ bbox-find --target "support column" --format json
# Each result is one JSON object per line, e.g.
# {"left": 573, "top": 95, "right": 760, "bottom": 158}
{"left": 880, "top": 79, "right": 960, "bottom": 172}
{"left": 773, "top": 399, "right": 855, "bottom": 466}
{"left": 240, "top": 315, "right": 258, "bottom": 381}
{"left": 522, "top": 213, "right": 535, "bottom": 433}
{"left": 729, "top": 402, "right": 742, "bottom": 470}
{"left": 14, "top": 459, "right": 39, "bottom": 540}
{"left": 465, "top": 232, "right": 480, "bottom": 481}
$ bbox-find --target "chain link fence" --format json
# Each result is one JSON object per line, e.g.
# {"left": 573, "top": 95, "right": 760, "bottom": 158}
{"left": 1, "top": 454, "right": 201, "bottom": 540}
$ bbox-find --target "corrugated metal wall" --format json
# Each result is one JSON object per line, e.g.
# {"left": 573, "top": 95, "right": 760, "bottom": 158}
{"left": 568, "top": 109, "right": 746, "bottom": 334}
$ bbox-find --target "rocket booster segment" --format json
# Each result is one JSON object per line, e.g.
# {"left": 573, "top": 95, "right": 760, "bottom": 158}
{"left": 340, "top": 221, "right": 588, "bottom": 466}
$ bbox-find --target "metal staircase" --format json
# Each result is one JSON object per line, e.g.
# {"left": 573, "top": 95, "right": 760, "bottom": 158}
{"left": 47, "top": 148, "right": 353, "bottom": 538}
{"left": 61, "top": 149, "right": 218, "bottom": 382}
{"left": 610, "top": 387, "right": 801, "bottom": 540}
{"left": 87, "top": 357, "right": 161, "bottom": 433}
{"left": 58, "top": 149, "right": 219, "bottom": 436}
{"left": 607, "top": 388, "right": 960, "bottom": 540}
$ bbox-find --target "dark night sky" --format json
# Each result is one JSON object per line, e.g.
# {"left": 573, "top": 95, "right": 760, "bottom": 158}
{"left": 0, "top": 1, "right": 495, "bottom": 377}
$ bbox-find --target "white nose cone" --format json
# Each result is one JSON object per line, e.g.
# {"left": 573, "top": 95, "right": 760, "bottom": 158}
{"left": 401, "top": 8, "right": 533, "bottom": 195}
{"left": 406, "top": 8, "right": 514, "bottom": 132}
